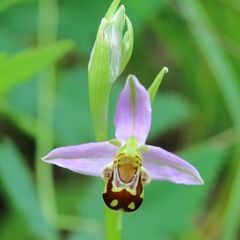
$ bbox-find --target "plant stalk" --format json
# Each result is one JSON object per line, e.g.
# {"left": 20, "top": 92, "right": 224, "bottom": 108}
{"left": 35, "top": 0, "right": 58, "bottom": 225}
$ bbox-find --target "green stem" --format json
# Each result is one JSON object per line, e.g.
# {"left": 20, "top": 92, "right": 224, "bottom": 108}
{"left": 35, "top": 0, "right": 58, "bottom": 224}
{"left": 105, "top": 208, "right": 122, "bottom": 240}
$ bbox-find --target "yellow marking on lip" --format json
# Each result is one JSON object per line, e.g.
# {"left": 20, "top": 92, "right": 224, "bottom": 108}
{"left": 128, "top": 202, "right": 135, "bottom": 210}
{"left": 110, "top": 199, "right": 118, "bottom": 207}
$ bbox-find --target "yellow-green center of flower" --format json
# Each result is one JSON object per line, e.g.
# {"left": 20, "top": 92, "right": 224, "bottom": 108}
{"left": 114, "top": 136, "right": 142, "bottom": 183}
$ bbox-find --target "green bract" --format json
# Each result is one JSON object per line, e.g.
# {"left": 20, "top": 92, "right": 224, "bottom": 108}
{"left": 148, "top": 67, "right": 168, "bottom": 103}
{"left": 88, "top": 0, "right": 133, "bottom": 141}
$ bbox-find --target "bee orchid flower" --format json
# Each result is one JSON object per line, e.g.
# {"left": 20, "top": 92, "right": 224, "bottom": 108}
{"left": 42, "top": 75, "right": 204, "bottom": 212}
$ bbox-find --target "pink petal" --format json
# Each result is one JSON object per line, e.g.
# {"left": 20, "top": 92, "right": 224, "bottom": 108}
{"left": 42, "top": 141, "right": 118, "bottom": 176}
{"left": 114, "top": 75, "right": 151, "bottom": 144}
{"left": 142, "top": 145, "right": 204, "bottom": 185}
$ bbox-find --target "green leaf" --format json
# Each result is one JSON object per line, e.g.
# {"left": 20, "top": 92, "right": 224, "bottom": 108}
{"left": 0, "top": 139, "right": 58, "bottom": 240}
{"left": 0, "top": 40, "right": 74, "bottom": 94}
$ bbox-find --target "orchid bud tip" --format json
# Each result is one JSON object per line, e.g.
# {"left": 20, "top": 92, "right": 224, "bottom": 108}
{"left": 163, "top": 66, "right": 168, "bottom": 74}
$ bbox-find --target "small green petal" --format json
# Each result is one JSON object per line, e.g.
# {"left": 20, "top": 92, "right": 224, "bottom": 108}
{"left": 109, "top": 139, "right": 122, "bottom": 148}
{"left": 139, "top": 145, "right": 150, "bottom": 153}
{"left": 148, "top": 66, "right": 168, "bottom": 103}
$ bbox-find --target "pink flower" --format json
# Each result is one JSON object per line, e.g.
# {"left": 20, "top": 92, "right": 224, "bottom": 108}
{"left": 42, "top": 75, "right": 203, "bottom": 212}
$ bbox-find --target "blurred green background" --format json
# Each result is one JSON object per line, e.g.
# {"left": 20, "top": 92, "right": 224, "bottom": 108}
{"left": 0, "top": 0, "right": 240, "bottom": 239}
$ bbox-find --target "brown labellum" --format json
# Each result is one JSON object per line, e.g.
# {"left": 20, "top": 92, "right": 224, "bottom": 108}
{"left": 102, "top": 165, "right": 144, "bottom": 212}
